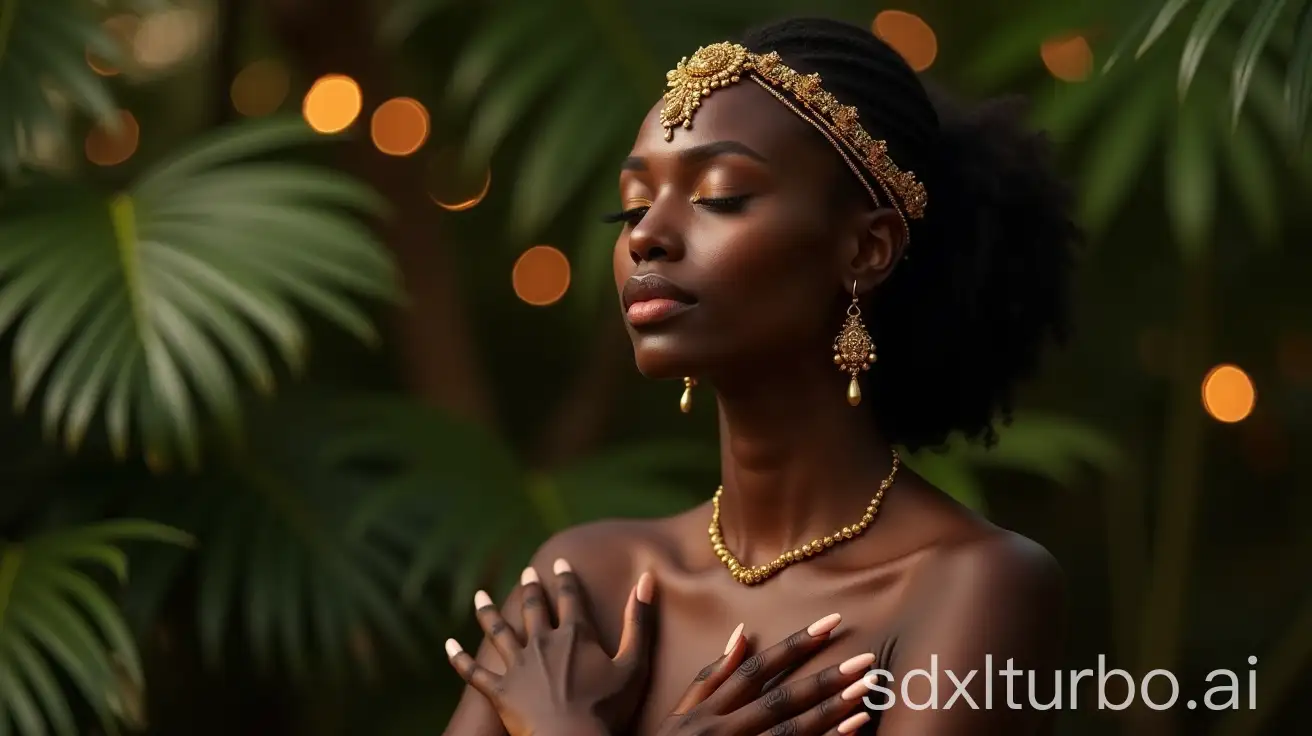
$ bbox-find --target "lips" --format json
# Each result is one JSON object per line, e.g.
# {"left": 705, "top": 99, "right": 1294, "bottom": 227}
{"left": 621, "top": 274, "right": 696, "bottom": 326}
{"left": 621, "top": 274, "right": 696, "bottom": 311}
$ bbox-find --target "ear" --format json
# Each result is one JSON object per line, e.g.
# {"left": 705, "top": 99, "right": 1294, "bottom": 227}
{"left": 839, "top": 208, "right": 907, "bottom": 294}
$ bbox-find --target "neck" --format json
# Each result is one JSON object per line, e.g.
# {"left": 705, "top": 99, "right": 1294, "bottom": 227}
{"left": 707, "top": 353, "right": 895, "bottom": 565}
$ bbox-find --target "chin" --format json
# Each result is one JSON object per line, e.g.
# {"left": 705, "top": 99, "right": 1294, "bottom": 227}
{"left": 628, "top": 333, "right": 701, "bottom": 380}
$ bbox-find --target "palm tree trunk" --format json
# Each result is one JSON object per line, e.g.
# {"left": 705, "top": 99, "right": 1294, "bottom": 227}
{"left": 1129, "top": 258, "right": 1211, "bottom": 735}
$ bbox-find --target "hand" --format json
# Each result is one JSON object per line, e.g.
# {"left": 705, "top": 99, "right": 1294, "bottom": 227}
{"left": 445, "top": 559, "right": 654, "bottom": 736}
{"left": 657, "top": 615, "right": 875, "bottom": 736}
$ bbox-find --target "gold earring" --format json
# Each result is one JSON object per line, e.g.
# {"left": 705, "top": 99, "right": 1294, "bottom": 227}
{"left": 680, "top": 377, "right": 696, "bottom": 413}
{"left": 832, "top": 279, "right": 876, "bottom": 406}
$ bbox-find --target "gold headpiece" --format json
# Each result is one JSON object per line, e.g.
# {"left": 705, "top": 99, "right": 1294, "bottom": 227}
{"left": 660, "top": 41, "right": 927, "bottom": 223}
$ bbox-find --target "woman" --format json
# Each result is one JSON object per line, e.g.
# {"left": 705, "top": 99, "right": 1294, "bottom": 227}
{"left": 444, "top": 15, "right": 1076, "bottom": 735}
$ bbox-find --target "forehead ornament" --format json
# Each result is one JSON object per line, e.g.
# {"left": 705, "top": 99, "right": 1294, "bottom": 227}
{"left": 659, "top": 41, "right": 927, "bottom": 223}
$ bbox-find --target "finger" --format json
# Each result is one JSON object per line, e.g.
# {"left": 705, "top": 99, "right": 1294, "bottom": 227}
{"left": 706, "top": 612, "right": 842, "bottom": 713}
{"left": 551, "top": 558, "right": 589, "bottom": 629}
{"left": 519, "top": 566, "right": 552, "bottom": 637}
{"left": 765, "top": 690, "right": 870, "bottom": 736}
{"left": 445, "top": 638, "right": 502, "bottom": 701}
{"left": 668, "top": 622, "right": 746, "bottom": 716}
{"left": 725, "top": 653, "right": 873, "bottom": 735}
{"left": 613, "top": 571, "right": 656, "bottom": 667}
{"left": 473, "top": 590, "right": 521, "bottom": 661}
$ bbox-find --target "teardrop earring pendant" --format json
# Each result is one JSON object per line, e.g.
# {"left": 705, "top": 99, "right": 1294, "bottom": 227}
{"left": 680, "top": 377, "right": 696, "bottom": 413}
{"left": 833, "top": 280, "right": 876, "bottom": 406}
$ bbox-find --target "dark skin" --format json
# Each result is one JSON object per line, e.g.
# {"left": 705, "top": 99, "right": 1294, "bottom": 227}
{"left": 443, "top": 81, "right": 1066, "bottom": 735}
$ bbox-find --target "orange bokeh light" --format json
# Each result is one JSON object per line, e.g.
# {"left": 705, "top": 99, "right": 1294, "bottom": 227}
{"left": 371, "top": 97, "right": 430, "bottom": 156}
{"left": 426, "top": 149, "right": 492, "bottom": 211}
{"left": 1041, "top": 34, "right": 1094, "bottom": 82}
{"left": 85, "top": 110, "right": 140, "bottom": 166}
{"left": 87, "top": 15, "right": 138, "bottom": 77}
{"left": 232, "top": 59, "right": 290, "bottom": 117}
{"left": 873, "top": 10, "right": 937, "bottom": 72}
{"left": 303, "top": 74, "right": 362, "bottom": 134}
{"left": 1201, "top": 364, "right": 1256, "bottom": 423}
{"left": 512, "top": 246, "right": 571, "bottom": 306}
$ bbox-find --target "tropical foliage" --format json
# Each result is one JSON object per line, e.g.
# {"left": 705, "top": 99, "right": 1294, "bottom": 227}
{"left": 0, "top": 0, "right": 1305, "bottom": 734}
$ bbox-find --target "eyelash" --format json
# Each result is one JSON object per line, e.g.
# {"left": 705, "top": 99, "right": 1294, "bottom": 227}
{"left": 600, "top": 195, "right": 752, "bottom": 225}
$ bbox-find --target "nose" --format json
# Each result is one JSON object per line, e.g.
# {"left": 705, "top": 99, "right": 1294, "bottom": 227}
{"left": 627, "top": 207, "right": 685, "bottom": 265}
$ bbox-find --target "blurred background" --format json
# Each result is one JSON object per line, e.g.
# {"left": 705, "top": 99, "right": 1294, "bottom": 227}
{"left": 0, "top": 0, "right": 1309, "bottom": 734}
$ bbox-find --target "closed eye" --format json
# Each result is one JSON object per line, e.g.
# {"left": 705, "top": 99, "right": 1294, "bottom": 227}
{"left": 601, "top": 205, "right": 649, "bottom": 226}
{"left": 694, "top": 194, "right": 752, "bottom": 213}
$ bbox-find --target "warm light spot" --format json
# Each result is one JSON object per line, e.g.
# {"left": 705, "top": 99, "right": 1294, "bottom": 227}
{"left": 1202, "top": 364, "right": 1256, "bottom": 423}
{"left": 87, "top": 15, "right": 139, "bottom": 76}
{"left": 85, "top": 110, "right": 140, "bottom": 166}
{"left": 426, "top": 148, "right": 491, "bottom": 211}
{"left": 873, "top": 10, "right": 937, "bottom": 72}
{"left": 231, "top": 59, "right": 290, "bottom": 117}
{"left": 132, "top": 9, "right": 202, "bottom": 70}
{"left": 512, "top": 246, "right": 571, "bottom": 306}
{"left": 303, "top": 74, "right": 363, "bottom": 134}
{"left": 1041, "top": 34, "right": 1094, "bottom": 82}
{"left": 371, "top": 97, "right": 430, "bottom": 156}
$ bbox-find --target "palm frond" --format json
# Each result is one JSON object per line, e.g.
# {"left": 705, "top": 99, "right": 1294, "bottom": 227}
{"left": 0, "top": 520, "right": 190, "bottom": 736}
{"left": 121, "top": 393, "right": 492, "bottom": 684}
{"left": 0, "top": 116, "right": 399, "bottom": 470}
{"left": 0, "top": 0, "right": 129, "bottom": 180}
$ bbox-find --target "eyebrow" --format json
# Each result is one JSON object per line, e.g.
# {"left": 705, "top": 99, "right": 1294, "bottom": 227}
{"left": 620, "top": 140, "right": 768, "bottom": 171}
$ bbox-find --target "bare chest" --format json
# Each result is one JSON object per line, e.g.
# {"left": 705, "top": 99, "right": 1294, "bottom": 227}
{"left": 613, "top": 584, "right": 901, "bottom": 735}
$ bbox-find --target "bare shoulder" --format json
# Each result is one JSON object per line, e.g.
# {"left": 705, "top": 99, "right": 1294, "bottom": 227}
{"left": 933, "top": 527, "right": 1065, "bottom": 600}
{"left": 897, "top": 521, "right": 1067, "bottom": 652}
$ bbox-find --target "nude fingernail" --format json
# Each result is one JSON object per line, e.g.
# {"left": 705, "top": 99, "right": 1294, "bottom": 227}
{"left": 838, "top": 712, "right": 871, "bottom": 733}
{"left": 839, "top": 652, "right": 876, "bottom": 675}
{"left": 636, "top": 572, "right": 654, "bottom": 603}
{"left": 807, "top": 613, "right": 841, "bottom": 636}
{"left": 444, "top": 638, "right": 463, "bottom": 658}
{"left": 520, "top": 566, "right": 539, "bottom": 585}
{"left": 474, "top": 590, "right": 493, "bottom": 610}
{"left": 841, "top": 679, "right": 868, "bottom": 701}
{"left": 553, "top": 558, "right": 571, "bottom": 575}
{"left": 723, "top": 623, "right": 745, "bottom": 655}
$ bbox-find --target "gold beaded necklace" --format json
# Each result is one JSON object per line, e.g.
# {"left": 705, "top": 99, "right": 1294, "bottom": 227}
{"left": 709, "top": 450, "right": 900, "bottom": 585}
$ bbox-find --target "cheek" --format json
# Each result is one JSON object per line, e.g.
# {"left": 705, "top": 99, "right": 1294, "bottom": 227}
{"left": 693, "top": 207, "right": 835, "bottom": 346}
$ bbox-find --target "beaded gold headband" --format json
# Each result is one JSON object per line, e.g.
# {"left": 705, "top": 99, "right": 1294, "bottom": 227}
{"left": 659, "top": 41, "right": 927, "bottom": 223}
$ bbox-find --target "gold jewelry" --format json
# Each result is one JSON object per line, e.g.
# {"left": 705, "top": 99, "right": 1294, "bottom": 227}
{"left": 709, "top": 449, "right": 900, "bottom": 585}
{"left": 660, "top": 42, "right": 927, "bottom": 228}
{"left": 679, "top": 377, "right": 696, "bottom": 413}
{"left": 833, "top": 279, "right": 876, "bottom": 406}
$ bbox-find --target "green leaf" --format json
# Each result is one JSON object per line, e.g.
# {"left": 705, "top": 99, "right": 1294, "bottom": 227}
{"left": 1165, "top": 107, "right": 1216, "bottom": 259}
{"left": 126, "top": 393, "right": 467, "bottom": 683}
{"left": 1223, "top": 118, "right": 1281, "bottom": 244}
{"left": 1179, "top": 0, "right": 1243, "bottom": 99}
{"left": 445, "top": 4, "right": 560, "bottom": 109}
{"left": 1078, "top": 66, "right": 1169, "bottom": 233}
{"left": 0, "top": 521, "right": 186, "bottom": 736}
{"left": 1287, "top": 0, "right": 1312, "bottom": 138}
{"left": 0, "top": 0, "right": 123, "bottom": 176}
{"left": 462, "top": 28, "right": 591, "bottom": 170}
{"left": 378, "top": 0, "right": 461, "bottom": 42}
{"left": 1138, "top": 0, "right": 1196, "bottom": 59}
{"left": 511, "top": 66, "right": 631, "bottom": 238}
{"left": 1232, "top": 0, "right": 1291, "bottom": 128}
{"left": 0, "top": 116, "right": 397, "bottom": 468}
